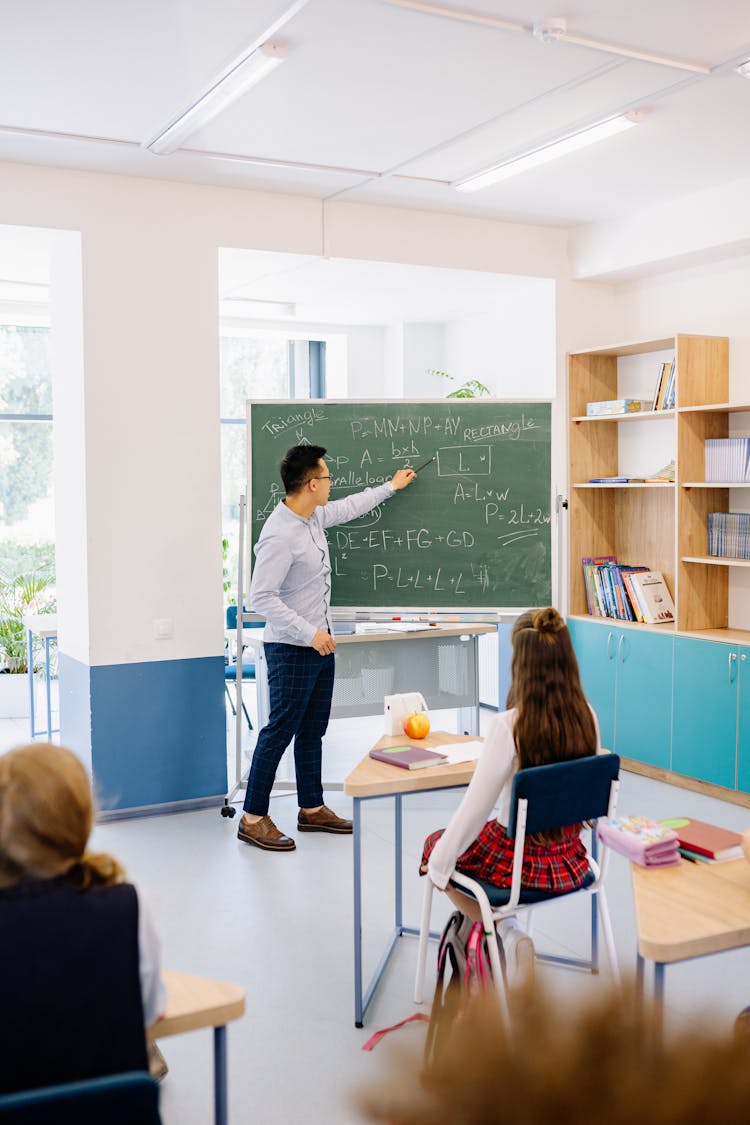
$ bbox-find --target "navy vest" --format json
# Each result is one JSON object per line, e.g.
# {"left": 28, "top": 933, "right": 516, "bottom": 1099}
{"left": 0, "top": 877, "right": 149, "bottom": 1094}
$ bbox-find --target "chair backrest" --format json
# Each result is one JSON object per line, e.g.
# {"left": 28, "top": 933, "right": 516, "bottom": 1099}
{"left": 506, "top": 754, "right": 620, "bottom": 838}
{"left": 0, "top": 1071, "right": 161, "bottom": 1124}
{"left": 226, "top": 605, "right": 263, "bottom": 631}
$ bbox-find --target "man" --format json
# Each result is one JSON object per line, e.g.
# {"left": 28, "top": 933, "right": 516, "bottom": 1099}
{"left": 238, "top": 444, "right": 416, "bottom": 852}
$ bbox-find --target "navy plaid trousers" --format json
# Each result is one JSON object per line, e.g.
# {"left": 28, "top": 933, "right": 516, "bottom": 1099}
{"left": 243, "top": 643, "right": 335, "bottom": 815}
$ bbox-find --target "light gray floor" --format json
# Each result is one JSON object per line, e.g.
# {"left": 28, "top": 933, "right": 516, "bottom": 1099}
{"left": 4, "top": 706, "right": 750, "bottom": 1124}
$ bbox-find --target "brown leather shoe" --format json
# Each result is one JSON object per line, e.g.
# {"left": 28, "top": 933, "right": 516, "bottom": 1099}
{"left": 237, "top": 814, "right": 296, "bottom": 851}
{"left": 297, "top": 805, "right": 353, "bottom": 834}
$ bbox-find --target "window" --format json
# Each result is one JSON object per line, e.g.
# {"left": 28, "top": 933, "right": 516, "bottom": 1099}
{"left": 0, "top": 324, "right": 55, "bottom": 581}
{"left": 219, "top": 334, "right": 326, "bottom": 598}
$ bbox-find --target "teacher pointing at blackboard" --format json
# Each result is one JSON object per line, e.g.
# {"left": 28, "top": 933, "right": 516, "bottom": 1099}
{"left": 238, "top": 444, "right": 416, "bottom": 853}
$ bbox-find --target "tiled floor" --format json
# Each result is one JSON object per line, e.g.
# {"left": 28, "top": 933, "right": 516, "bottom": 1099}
{"left": 4, "top": 707, "right": 750, "bottom": 1123}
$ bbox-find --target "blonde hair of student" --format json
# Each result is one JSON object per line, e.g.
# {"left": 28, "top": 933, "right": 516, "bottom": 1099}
{"left": 0, "top": 742, "right": 124, "bottom": 889}
{"left": 357, "top": 984, "right": 750, "bottom": 1125}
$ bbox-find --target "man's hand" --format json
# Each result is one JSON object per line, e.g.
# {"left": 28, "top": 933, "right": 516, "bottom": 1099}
{"left": 391, "top": 468, "right": 417, "bottom": 491}
{"left": 311, "top": 629, "right": 336, "bottom": 655}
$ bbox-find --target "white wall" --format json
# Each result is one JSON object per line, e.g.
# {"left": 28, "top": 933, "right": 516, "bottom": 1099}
{"left": 614, "top": 254, "right": 750, "bottom": 628}
{"left": 0, "top": 161, "right": 572, "bottom": 667}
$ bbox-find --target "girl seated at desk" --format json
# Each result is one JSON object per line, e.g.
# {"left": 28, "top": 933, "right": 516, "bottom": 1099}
{"left": 0, "top": 742, "right": 166, "bottom": 1095}
{"left": 420, "top": 607, "right": 600, "bottom": 983}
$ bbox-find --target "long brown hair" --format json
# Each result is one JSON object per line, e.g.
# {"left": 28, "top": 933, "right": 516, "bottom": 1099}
{"left": 0, "top": 742, "right": 124, "bottom": 890}
{"left": 507, "top": 607, "right": 596, "bottom": 768}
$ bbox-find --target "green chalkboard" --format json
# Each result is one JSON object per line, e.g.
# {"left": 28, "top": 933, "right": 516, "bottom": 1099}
{"left": 247, "top": 399, "right": 551, "bottom": 609}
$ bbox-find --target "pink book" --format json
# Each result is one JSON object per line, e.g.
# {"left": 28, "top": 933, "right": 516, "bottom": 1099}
{"left": 597, "top": 816, "right": 681, "bottom": 867}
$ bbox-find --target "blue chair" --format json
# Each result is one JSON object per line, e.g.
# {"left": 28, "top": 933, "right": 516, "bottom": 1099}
{"left": 224, "top": 605, "right": 260, "bottom": 730}
{"left": 414, "top": 753, "right": 621, "bottom": 1009}
{"left": 0, "top": 1071, "right": 161, "bottom": 1123}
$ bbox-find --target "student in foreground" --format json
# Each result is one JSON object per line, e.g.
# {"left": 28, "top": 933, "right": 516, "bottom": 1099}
{"left": 420, "top": 606, "right": 600, "bottom": 984}
{"left": 0, "top": 742, "right": 166, "bottom": 1095}
{"left": 357, "top": 984, "right": 750, "bottom": 1125}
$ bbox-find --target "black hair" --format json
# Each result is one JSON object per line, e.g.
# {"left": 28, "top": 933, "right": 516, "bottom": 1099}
{"left": 280, "top": 445, "right": 328, "bottom": 494}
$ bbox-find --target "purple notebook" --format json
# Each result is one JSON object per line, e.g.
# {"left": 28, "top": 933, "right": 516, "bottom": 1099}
{"left": 369, "top": 745, "right": 448, "bottom": 770}
{"left": 597, "top": 816, "right": 680, "bottom": 867}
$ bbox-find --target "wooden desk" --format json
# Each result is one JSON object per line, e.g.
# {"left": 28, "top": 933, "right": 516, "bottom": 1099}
{"left": 149, "top": 970, "right": 245, "bottom": 1125}
{"left": 631, "top": 857, "right": 750, "bottom": 1014}
{"left": 343, "top": 731, "right": 479, "bottom": 1026}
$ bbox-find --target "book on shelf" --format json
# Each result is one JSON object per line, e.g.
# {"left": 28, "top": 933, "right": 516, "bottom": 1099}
{"left": 660, "top": 817, "right": 744, "bottom": 862}
{"left": 368, "top": 744, "right": 449, "bottom": 770}
{"left": 588, "top": 476, "right": 630, "bottom": 484}
{"left": 597, "top": 816, "right": 680, "bottom": 867}
{"left": 651, "top": 361, "right": 672, "bottom": 410}
{"left": 581, "top": 557, "right": 649, "bottom": 621}
{"left": 619, "top": 565, "right": 650, "bottom": 622}
{"left": 644, "top": 458, "right": 676, "bottom": 483}
{"left": 586, "top": 398, "right": 651, "bottom": 417}
{"left": 708, "top": 511, "right": 750, "bottom": 560}
{"left": 705, "top": 437, "right": 750, "bottom": 483}
{"left": 659, "top": 357, "right": 677, "bottom": 410}
{"left": 626, "top": 571, "right": 675, "bottom": 624}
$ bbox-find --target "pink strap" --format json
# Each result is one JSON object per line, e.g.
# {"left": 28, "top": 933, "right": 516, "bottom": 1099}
{"left": 361, "top": 1012, "right": 430, "bottom": 1051}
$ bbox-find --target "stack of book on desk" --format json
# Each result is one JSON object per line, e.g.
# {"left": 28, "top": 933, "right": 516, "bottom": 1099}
{"left": 597, "top": 816, "right": 681, "bottom": 867}
{"left": 661, "top": 817, "right": 745, "bottom": 862}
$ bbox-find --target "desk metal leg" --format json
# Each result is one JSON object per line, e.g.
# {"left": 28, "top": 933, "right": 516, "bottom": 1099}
{"left": 353, "top": 797, "right": 364, "bottom": 1027}
{"left": 44, "top": 635, "right": 52, "bottom": 738}
{"left": 394, "top": 794, "right": 403, "bottom": 932}
{"left": 213, "top": 1024, "right": 227, "bottom": 1125}
{"left": 27, "top": 628, "right": 36, "bottom": 737}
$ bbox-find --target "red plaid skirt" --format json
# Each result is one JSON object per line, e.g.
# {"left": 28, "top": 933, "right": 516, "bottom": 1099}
{"left": 421, "top": 820, "right": 589, "bottom": 892}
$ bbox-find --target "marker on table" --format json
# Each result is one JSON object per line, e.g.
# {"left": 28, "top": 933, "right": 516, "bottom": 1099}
{"left": 411, "top": 455, "right": 436, "bottom": 474}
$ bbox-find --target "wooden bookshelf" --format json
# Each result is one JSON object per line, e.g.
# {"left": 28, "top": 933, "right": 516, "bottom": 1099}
{"left": 568, "top": 334, "right": 731, "bottom": 632}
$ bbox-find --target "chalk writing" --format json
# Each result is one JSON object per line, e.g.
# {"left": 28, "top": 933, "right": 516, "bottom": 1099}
{"left": 249, "top": 400, "right": 551, "bottom": 608}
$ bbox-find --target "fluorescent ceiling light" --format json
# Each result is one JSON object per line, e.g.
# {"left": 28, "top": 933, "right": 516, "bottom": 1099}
{"left": 222, "top": 297, "right": 297, "bottom": 318}
{"left": 454, "top": 110, "right": 646, "bottom": 192}
{"left": 146, "top": 42, "right": 287, "bottom": 155}
{"left": 736, "top": 59, "right": 750, "bottom": 78}
{"left": 143, "top": 0, "right": 309, "bottom": 156}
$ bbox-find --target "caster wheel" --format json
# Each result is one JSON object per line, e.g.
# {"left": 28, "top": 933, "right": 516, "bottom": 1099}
{"left": 220, "top": 804, "right": 237, "bottom": 818}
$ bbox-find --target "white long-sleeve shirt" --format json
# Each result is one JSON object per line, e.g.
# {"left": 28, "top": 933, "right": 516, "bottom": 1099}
{"left": 427, "top": 706, "right": 601, "bottom": 890}
{"left": 250, "top": 482, "right": 394, "bottom": 645}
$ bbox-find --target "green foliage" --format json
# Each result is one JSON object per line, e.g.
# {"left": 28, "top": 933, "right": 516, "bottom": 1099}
{"left": 0, "top": 571, "right": 56, "bottom": 674}
{"left": 0, "top": 540, "right": 55, "bottom": 581}
{"left": 222, "top": 537, "right": 235, "bottom": 602}
{"left": 0, "top": 326, "right": 54, "bottom": 525}
{"left": 427, "top": 369, "right": 491, "bottom": 399}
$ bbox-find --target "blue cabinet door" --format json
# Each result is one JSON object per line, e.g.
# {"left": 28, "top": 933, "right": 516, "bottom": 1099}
{"left": 568, "top": 618, "right": 617, "bottom": 752}
{"left": 672, "top": 637, "right": 738, "bottom": 789}
{"left": 736, "top": 648, "right": 750, "bottom": 793}
{"left": 615, "top": 629, "right": 673, "bottom": 769}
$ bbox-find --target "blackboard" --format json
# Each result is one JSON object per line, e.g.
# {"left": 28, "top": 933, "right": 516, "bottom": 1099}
{"left": 247, "top": 399, "right": 551, "bottom": 609}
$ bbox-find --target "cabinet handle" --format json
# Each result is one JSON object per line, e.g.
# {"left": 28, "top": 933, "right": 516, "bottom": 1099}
{"left": 729, "top": 651, "right": 738, "bottom": 683}
{"left": 606, "top": 632, "right": 614, "bottom": 660}
{"left": 617, "top": 634, "right": 625, "bottom": 662}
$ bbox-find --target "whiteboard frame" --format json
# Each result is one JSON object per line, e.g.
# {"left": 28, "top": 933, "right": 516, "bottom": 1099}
{"left": 247, "top": 397, "right": 555, "bottom": 617}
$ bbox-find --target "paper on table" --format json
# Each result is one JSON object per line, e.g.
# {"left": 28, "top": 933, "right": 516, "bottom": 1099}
{"left": 438, "top": 741, "right": 483, "bottom": 765}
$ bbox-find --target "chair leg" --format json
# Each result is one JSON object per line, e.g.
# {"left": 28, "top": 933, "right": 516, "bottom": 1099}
{"left": 597, "top": 887, "right": 620, "bottom": 985}
{"left": 224, "top": 682, "right": 237, "bottom": 717}
{"left": 241, "top": 699, "right": 253, "bottom": 730}
{"left": 414, "top": 878, "right": 435, "bottom": 1004}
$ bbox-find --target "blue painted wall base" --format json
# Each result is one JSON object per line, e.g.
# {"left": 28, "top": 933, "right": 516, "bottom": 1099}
{"left": 59, "top": 652, "right": 227, "bottom": 811}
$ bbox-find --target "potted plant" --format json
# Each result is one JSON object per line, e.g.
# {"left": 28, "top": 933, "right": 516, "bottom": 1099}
{"left": 427, "top": 369, "right": 491, "bottom": 398}
{"left": 0, "top": 572, "right": 56, "bottom": 718}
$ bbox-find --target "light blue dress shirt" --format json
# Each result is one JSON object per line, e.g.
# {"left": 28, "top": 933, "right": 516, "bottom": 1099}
{"left": 250, "top": 482, "right": 394, "bottom": 645}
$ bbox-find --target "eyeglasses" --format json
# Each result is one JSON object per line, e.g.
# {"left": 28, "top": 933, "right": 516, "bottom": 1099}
{"left": 313, "top": 474, "right": 332, "bottom": 481}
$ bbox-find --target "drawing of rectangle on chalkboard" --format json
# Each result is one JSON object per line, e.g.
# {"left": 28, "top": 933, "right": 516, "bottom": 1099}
{"left": 247, "top": 400, "right": 552, "bottom": 610}
{"left": 437, "top": 446, "right": 492, "bottom": 476}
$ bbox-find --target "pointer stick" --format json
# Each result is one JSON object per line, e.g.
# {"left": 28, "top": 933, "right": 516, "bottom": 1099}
{"left": 412, "top": 456, "right": 436, "bottom": 474}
